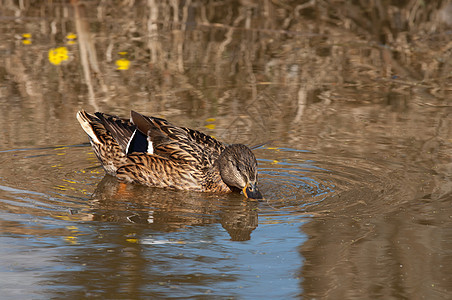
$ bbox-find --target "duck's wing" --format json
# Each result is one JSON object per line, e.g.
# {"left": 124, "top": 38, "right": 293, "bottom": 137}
{"left": 90, "top": 111, "right": 159, "bottom": 156}
{"left": 91, "top": 112, "right": 136, "bottom": 152}
{"left": 130, "top": 111, "right": 226, "bottom": 165}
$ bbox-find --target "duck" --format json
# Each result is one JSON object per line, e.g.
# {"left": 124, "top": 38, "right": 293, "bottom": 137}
{"left": 76, "top": 110, "right": 263, "bottom": 199}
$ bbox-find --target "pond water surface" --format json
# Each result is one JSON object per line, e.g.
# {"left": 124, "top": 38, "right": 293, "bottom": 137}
{"left": 1, "top": 1, "right": 451, "bottom": 299}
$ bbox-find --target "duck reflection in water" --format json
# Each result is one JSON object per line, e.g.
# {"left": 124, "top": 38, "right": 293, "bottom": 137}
{"left": 90, "top": 175, "right": 258, "bottom": 241}
{"left": 77, "top": 110, "right": 263, "bottom": 199}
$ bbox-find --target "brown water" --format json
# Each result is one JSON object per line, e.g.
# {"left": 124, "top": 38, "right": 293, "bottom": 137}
{"left": 1, "top": 1, "right": 451, "bottom": 299}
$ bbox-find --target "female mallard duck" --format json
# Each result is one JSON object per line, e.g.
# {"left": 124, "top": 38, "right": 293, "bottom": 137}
{"left": 76, "top": 110, "right": 262, "bottom": 199}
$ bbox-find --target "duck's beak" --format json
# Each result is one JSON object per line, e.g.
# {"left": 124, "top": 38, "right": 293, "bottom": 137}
{"left": 242, "top": 182, "right": 263, "bottom": 200}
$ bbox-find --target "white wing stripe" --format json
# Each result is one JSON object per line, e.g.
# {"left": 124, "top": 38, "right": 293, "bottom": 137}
{"left": 126, "top": 129, "right": 137, "bottom": 154}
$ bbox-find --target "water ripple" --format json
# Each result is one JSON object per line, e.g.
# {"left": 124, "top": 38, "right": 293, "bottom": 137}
{"left": 255, "top": 147, "right": 410, "bottom": 216}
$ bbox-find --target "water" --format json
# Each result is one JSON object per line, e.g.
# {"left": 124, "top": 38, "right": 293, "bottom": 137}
{"left": 1, "top": 1, "right": 451, "bottom": 299}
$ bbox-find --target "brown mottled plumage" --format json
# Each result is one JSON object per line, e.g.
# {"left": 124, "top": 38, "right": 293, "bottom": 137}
{"left": 76, "top": 110, "right": 262, "bottom": 199}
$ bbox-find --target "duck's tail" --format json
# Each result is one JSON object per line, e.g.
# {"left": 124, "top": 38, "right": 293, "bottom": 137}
{"left": 76, "top": 110, "right": 129, "bottom": 175}
{"left": 76, "top": 110, "right": 103, "bottom": 145}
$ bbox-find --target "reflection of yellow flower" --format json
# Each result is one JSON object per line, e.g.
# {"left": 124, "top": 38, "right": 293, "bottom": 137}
{"left": 205, "top": 118, "right": 216, "bottom": 130}
{"left": 66, "top": 33, "right": 77, "bottom": 45}
{"left": 115, "top": 58, "right": 130, "bottom": 70}
{"left": 48, "top": 47, "right": 69, "bottom": 65}
{"left": 64, "top": 236, "right": 78, "bottom": 245}
{"left": 118, "top": 51, "right": 128, "bottom": 56}
{"left": 22, "top": 33, "right": 32, "bottom": 45}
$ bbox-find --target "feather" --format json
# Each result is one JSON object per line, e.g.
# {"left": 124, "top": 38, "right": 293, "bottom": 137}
{"left": 94, "top": 112, "right": 135, "bottom": 153}
{"left": 125, "top": 129, "right": 151, "bottom": 154}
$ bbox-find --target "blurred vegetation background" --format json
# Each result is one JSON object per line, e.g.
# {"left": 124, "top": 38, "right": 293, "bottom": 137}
{"left": 0, "top": 0, "right": 451, "bottom": 148}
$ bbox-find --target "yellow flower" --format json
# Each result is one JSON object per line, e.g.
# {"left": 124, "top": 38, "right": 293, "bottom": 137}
{"left": 118, "top": 51, "right": 128, "bottom": 56}
{"left": 22, "top": 33, "right": 32, "bottom": 38}
{"left": 115, "top": 58, "right": 130, "bottom": 70}
{"left": 66, "top": 33, "right": 77, "bottom": 40}
{"left": 22, "top": 39, "right": 32, "bottom": 45}
{"left": 48, "top": 47, "right": 69, "bottom": 65}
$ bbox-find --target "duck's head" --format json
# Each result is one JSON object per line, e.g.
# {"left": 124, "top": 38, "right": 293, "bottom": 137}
{"left": 218, "top": 144, "right": 263, "bottom": 200}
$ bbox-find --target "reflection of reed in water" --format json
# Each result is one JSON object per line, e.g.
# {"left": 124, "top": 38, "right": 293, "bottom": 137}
{"left": 90, "top": 175, "right": 258, "bottom": 241}
{"left": 73, "top": 1, "right": 103, "bottom": 110}
{"left": 0, "top": 1, "right": 450, "bottom": 149}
